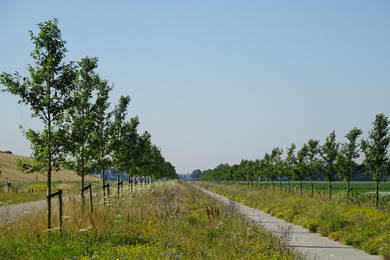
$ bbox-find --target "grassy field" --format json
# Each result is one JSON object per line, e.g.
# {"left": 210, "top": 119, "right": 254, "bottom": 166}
{"left": 0, "top": 152, "right": 102, "bottom": 205}
{"left": 0, "top": 152, "right": 100, "bottom": 183}
{"left": 196, "top": 181, "right": 390, "bottom": 259}
{"left": 234, "top": 180, "right": 390, "bottom": 195}
{"left": 0, "top": 181, "right": 104, "bottom": 205}
{"left": 0, "top": 180, "right": 303, "bottom": 259}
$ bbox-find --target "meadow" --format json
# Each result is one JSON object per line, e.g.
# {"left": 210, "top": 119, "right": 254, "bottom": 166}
{"left": 0, "top": 181, "right": 101, "bottom": 205}
{"left": 0, "top": 180, "right": 304, "bottom": 259}
{"left": 233, "top": 180, "right": 390, "bottom": 196}
{"left": 195, "top": 181, "right": 390, "bottom": 259}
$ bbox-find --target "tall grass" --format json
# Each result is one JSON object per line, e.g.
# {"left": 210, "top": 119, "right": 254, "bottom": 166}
{"left": 197, "top": 181, "right": 390, "bottom": 259}
{"left": 0, "top": 181, "right": 303, "bottom": 259}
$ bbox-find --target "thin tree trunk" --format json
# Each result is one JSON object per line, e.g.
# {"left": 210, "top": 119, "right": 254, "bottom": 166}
{"left": 328, "top": 180, "right": 332, "bottom": 200}
{"left": 47, "top": 110, "right": 52, "bottom": 230}
{"left": 310, "top": 179, "right": 314, "bottom": 198}
{"left": 376, "top": 178, "right": 379, "bottom": 209}
{"left": 102, "top": 168, "right": 106, "bottom": 204}
{"left": 288, "top": 179, "right": 291, "bottom": 192}
{"left": 117, "top": 170, "right": 120, "bottom": 196}
{"left": 299, "top": 180, "right": 303, "bottom": 196}
{"left": 81, "top": 175, "right": 85, "bottom": 211}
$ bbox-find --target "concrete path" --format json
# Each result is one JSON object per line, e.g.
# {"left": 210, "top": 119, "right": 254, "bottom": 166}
{"left": 195, "top": 185, "right": 382, "bottom": 260}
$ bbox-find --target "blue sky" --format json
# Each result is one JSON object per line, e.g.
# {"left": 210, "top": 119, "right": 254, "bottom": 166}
{"left": 1, "top": 1, "right": 389, "bottom": 174}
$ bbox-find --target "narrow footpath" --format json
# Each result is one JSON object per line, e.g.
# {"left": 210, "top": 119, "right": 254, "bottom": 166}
{"left": 194, "top": 185, "right": 382, "bottom": 260}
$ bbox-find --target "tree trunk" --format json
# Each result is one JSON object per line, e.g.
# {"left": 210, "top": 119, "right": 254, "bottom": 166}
{"left": 376, "top": 177, "right": 379, "bottom": 209}
{"left": 310, "top": 179, "right": 314, "bottom": 198}
{"left": 81, "top": 175, "right": 85, "bottom": 211}
{"left": 47, "top": 113, "right": 52, "bottom": 230}
{"left": 328, "top": 180, "right": 332, "bottom": 200}
{"left": 299, "top": 180, "right": 302, "bottom": 196}
{"left": 117, "top": 170, "right": 120, "bottom": 196}
{"left": 102, "top": 168, "right": 106, "bottom": 198}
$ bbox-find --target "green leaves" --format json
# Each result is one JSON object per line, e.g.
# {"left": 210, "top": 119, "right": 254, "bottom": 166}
{"left": 361, "top": 114, "right": 390, "bottom": 180}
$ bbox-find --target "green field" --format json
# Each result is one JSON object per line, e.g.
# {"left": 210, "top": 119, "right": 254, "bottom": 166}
{"left": 234, "top": 180, "right": 390, "bottom": 194}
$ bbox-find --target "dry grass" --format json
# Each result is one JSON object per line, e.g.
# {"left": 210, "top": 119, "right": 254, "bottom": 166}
{"left": 0, "top": 152, "right": 100, "bottom": 182}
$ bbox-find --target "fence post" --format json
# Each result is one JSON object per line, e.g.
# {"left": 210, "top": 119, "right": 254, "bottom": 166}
{"left": 118, "top": 181, "right": 123, "bottom": 196}
{"left": 81, "top": 184, "right": 93, "bottom": 212}
{"left": 103, "top": 183, "right": 110, "bottom": 205}
{"left": 59, "top": 189, "right": 63, "bottom": 229}
{"left": 89, "top": 184, "right": 93, "bottom": 213}
{"left": 47, "top": 189, "right": 63, "bottom": 230}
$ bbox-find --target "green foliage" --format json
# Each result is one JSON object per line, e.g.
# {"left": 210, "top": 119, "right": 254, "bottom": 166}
{"left": 361, "top": 114, "right": 390, "bottom": 181}
{"left": 0, "top": 18, "right": 78, "bottom": 229}
{"left": 361, "top": 113, "right": 390, "bottom": 208}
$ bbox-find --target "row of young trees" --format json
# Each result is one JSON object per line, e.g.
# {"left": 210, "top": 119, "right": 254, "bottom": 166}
{"left": 200, "top": 114, "right": 390, "bottom": 208}
{"left": 0, "top": 19, "right": 177, "bottom": 228}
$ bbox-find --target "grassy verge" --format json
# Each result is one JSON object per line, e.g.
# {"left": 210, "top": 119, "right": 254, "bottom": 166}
{"left": 0, "top": 180, "right": 303, "bottom": 259}
{"left": 195, "top": 181, "right": 390, "bottom": 259}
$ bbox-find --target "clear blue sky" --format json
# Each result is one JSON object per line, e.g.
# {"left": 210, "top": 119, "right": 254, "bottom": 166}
{"left": 1, "top": 1, "right": 389, "bottom": 174}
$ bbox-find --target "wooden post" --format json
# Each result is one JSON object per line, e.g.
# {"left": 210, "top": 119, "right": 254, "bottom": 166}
{"left": 118, "top": 181, "right": 123, "bottom": 196}
{"left": 103, "top": 183, "right": 110, "bottom": 205}
{"left": 89, "top": 184, "right": 93, "bottom": 213}
{"left": 47, "top": 189, "right": 63, "bottom": 230}
{"left": 81, "top": 184, "right": 92, "bottom": 212}
{"left": 58, "top": 189, "right": 63, "bottom": 229}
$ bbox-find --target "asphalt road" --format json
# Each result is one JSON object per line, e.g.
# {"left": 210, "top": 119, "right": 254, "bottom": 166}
{"left": 0, "top": 199, "right": 47, "bottom": 226}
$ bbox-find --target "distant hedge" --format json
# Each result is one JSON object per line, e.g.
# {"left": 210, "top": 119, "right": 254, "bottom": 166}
{"left": 0, "top": 150, "right": 12, "bottom": 154}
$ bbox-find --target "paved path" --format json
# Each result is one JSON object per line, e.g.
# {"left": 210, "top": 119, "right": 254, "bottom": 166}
{"left": 194, "top": 185, "right": 382, "bottom": 260}
{"left": 0, "top": 200, "right": 47, "bottom": 226}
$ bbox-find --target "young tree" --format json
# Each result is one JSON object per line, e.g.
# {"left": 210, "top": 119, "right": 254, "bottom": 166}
{"left": 91, "top": 79, "right": 112, "bottom": 199}
{"left": 335, "top": 127, "right": 363, "bottom": 199}
{"left": 63, "top": 56, "right": 111, "bottom": 208}
{"left": 262, "top": 153, "right": 272, "bottom": 187}
{"left": 110, "top": 95, "right": 131, "bottom": 194}
{"left": 119, "top": 117, "right": 141, "bottom": 182}
{"left": 295, "top": 144, "right": 309, "bottom": 195}
{"left": 266, "top": 148, "right": 283, "bottom": 188}
{"left": 285, "top": 143, "right": 297, "bottom": 191}
{"left": 320, "top": 131, "right": 339, "bottom": 199}
{"left": 0, "top": 19, "right": 77, "bottom": 229}
{"left": 307, "top": 139, "right": 321, "bottom": 197}
{"left": 272, "top": 148, "right": 284, "bottom": 190}
{"left": 361, "top": 114, "right": 390, "bottom": 208}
